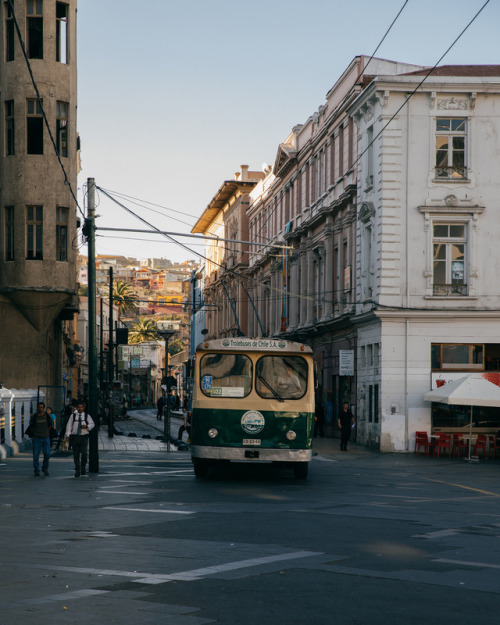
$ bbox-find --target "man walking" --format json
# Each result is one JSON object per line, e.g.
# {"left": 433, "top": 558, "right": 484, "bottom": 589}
{"left": 65, "top": 401, "right": 95, "bottom": 477}
{"left": 28, "top": 401, "right": 54, "bottom": 476}
{"left": 338, "top": 402, "right": 356, "bottom": 451}
{"left": 156, "top": 394, "right": 165, "bottom": 420}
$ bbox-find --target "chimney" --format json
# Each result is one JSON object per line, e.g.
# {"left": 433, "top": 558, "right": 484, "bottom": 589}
{"left": 240, "top": 164, "right": 249, "bottom": 181}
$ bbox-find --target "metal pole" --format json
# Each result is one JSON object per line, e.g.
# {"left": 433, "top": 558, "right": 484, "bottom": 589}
{"left": 99, "top": 297, "right": 104, "bottom": 399}
{"left": 108, "top": 267, "right": 114, "bottom": 438}
{"left": 87, "top": 178, "right": 99, "bottom": 473}
{"left": 163, "top": 336, "right": 170, "bottom": 451}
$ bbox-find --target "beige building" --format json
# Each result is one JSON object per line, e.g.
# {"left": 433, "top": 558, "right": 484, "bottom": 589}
{"left": 0, "top": 0, "right": 79, "bottom": 387}
{"left": 192, "top": 165, "right": 264, "bottom": 338}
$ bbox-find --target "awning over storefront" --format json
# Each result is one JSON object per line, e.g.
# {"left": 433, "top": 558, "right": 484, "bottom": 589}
{"left": 424, "top": 373, "right": 500, "bottom": 407}
{"left": 424, "top": 373, "right": 500, "bottom": 459}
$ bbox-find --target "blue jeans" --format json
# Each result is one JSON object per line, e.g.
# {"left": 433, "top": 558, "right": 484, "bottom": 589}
{"left": 33, "top": 437, "right": 51, "bottom": 472}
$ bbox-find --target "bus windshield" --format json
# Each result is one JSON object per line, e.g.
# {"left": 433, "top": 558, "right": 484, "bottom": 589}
{"left": 200, "top": 353, "right": 252, "bottom": 398}
{"left": 255, "top": 355, "right": 308, "bottom": 400}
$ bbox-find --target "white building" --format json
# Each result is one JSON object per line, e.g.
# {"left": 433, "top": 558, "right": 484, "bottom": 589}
{"left": 350, "top": 65, "right": 500, "bottom": 451}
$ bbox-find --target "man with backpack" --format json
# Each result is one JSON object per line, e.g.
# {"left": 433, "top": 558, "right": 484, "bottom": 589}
{"left": 27, "top": 401, "right": 54, "bottom": 476}
{"left": 64, "top": 401, "right": 95, "bottom": 477}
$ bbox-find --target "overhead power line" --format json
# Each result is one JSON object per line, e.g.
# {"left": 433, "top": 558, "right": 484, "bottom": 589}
{"left": 97, "top": 187, "right": 313, "bottom": 305}
{"left": 352, "top": 0, "right": 491, "bottom": 170}
{"left": 97, "top": 226, "right": 293, "bottom": 250}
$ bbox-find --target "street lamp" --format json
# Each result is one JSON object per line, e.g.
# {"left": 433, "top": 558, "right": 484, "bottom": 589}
{"left": 157, "top": 321, "right": 177, "bottom": 450}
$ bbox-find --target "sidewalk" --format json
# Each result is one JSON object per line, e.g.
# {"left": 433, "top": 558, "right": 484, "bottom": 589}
{"left": 312, "top": 435, "right": 374, "bottom": 460}
{"left": 97, "top": 408, "right": 185, "bottom": 452}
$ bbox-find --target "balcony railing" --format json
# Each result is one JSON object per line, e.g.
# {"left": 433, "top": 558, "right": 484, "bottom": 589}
{"left": 433, "top": 283, "right": 468, "bottom": 296}
{"left": 434, "top": 166, "right": 467, "bottom": 180}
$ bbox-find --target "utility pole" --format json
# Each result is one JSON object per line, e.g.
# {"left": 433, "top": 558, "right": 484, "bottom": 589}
{"left": 157, "top": 322, "right": 176, "bottom": 451}
{"left": 108, "top": 266, "right": 114, "bottom": 438}
{"left": 87, "top": 178, "right": 99, "bottom": 473}
{"left": 99, "top": 297, "right": 104, "bottom": 397}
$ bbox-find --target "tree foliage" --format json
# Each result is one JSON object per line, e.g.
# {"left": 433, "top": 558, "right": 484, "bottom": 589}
{"left": 113, "top": 279, "right": 139, "bottom": 317}
{"left": 128, "top": 317, "right": 159, "bottom": 344}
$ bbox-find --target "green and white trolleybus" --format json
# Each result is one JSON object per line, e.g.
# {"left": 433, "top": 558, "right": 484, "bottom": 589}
{"left": 191, "top": 337, "right": 315, "bottom": 479}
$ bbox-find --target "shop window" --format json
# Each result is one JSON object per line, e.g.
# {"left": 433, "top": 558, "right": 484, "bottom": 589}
{"left": 431, "top": 343, "right": 483, "bottom": 371}
{"left": 435, "top": 117, "right": 466, "bottom": 180}
{"left": 27, "top": 0, "right": 43, "bottom": 60}
{"left": 432, "top": 403, "right": 500, "bottom": 430}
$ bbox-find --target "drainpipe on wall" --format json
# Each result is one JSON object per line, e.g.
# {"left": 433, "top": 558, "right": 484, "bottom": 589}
{"left": 404, "top": 95, "right": 411, "bottom": 451}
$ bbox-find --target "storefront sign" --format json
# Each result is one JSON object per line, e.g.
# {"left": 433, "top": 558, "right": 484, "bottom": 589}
{"left": 339, "top": 350, "right": 354, "bottom": 376}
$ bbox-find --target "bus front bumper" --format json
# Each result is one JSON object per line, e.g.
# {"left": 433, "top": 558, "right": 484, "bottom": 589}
{"left": 190, "top": 445, "right": 312, "bottom": 463}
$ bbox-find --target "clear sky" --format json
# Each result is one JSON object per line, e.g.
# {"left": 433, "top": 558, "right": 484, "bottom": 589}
{"left": 76, "top": 0, "right": 499, "bottom": 263}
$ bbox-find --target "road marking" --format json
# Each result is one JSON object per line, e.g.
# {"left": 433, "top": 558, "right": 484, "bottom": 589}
{"left": 3, "top": 589, "right": 107, "bottom": 609}
{"left": 434, "top": 558, "right": 500, "bottom": 569}
{"left": 104, "top": 506, "right": 195, "bottom": 514}
{"left": 428, "top": 478, "right": 500, "bottom": 498}
{"left": 97, "top": 491, "right": 148, "bottom": 495}
{"left": 25, "top": 550, "right": 323, "bottom": 585}
{"left": 415, "top": 529, "right": 459, "bottom": 539}
{"left": 137, "top": 550, "right": 324, "bottom": 584}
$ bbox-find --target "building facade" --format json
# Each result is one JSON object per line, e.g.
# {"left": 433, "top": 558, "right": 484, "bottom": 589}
{"left": 192, "top": 165, "right": 265, "bottom": 339}
{"left": 0, "top": 0, "right": 79, "bottom": 387}
{"left": 246, "top": 57, "right": 423, "bottom": 432}
{"left": 350, "top": 65, "right": 500, "bottom": 451}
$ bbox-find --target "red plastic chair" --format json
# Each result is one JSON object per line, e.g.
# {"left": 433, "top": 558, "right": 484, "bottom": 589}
{"left": 473, "top": 434, "right": 488, "bottom": 459}
{"left": 488, "top": 435, "right": 500, "bottom": 459}
{"left": 435, "top": 433, "right": 452, "bottom": 458}
{"left": 453, "top": 434, "right": 468, "bottom": 458}
{"left": 414, "top": 431, "right": 434, "bottom": 456}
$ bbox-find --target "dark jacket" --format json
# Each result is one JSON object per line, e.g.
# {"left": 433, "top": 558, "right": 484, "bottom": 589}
{"left": 30, "top": 413, "right": 53, "bottom": 438}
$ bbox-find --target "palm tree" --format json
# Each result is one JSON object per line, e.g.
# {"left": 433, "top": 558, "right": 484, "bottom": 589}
{"left": 128, "top": 317, "right": 159, "bottom": 344}
{"left": 113, "top": 279, "right": 139, "bottom": 317}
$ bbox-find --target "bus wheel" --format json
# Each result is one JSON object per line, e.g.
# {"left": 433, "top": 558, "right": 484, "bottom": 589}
{"left": 193, "top": 458, "right": 209, "bottom": 478}
{"left": 294, "top": 462, "right": 308, "bottom": 479}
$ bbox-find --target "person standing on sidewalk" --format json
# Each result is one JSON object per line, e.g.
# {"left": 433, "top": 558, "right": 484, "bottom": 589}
{"left": 64, "top": 401, "right": 95, "bottom": 477}
{"left": 338, "top": 402, "right": 356, "bottom": 451}
{"left": 156, "top": 394, "right": 165, "bottom": 420}
{"left": 28, "top": 401, "right": 54, "bottom": 476}
{"left": 177, "top": 408, "right": 191, "bottom": 442}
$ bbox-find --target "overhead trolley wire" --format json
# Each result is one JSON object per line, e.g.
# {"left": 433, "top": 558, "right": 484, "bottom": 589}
{"left": 96, "top": 187, "right": 314, "bottom": 306}
{"left": 351, "top": 0, "right": 491, "bottom": 170}
{"left": 255, "top": 0, "right": 411, "bottom": 257}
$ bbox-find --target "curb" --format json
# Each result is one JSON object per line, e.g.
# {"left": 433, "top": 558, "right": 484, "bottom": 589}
{"left": 0, "top": 439, "right": 31, "bottom": 459}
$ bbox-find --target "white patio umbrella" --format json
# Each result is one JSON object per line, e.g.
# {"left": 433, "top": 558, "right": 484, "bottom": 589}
{"left": 424, "top": 373, "right": 500, "bottom": 460}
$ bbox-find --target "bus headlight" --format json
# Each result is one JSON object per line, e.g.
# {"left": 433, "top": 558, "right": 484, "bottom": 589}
{"left": 286, "top": 430, "right": 297, "bottom": 441}
{"left": 208, "top": 428, "right": 218, "bottom": 438}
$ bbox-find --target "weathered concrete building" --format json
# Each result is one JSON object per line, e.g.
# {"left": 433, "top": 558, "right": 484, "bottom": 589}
{"left": 0, "top": 0, "right": 79, "bottom": 387}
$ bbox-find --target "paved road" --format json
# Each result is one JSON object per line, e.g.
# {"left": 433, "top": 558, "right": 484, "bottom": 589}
{"left": 1, "top": 439, "right": 500, "bottom": 624}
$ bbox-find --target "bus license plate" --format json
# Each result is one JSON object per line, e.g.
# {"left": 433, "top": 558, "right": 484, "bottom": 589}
{"left": 243, "top": 439, "right": 261, "bottom": 446}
